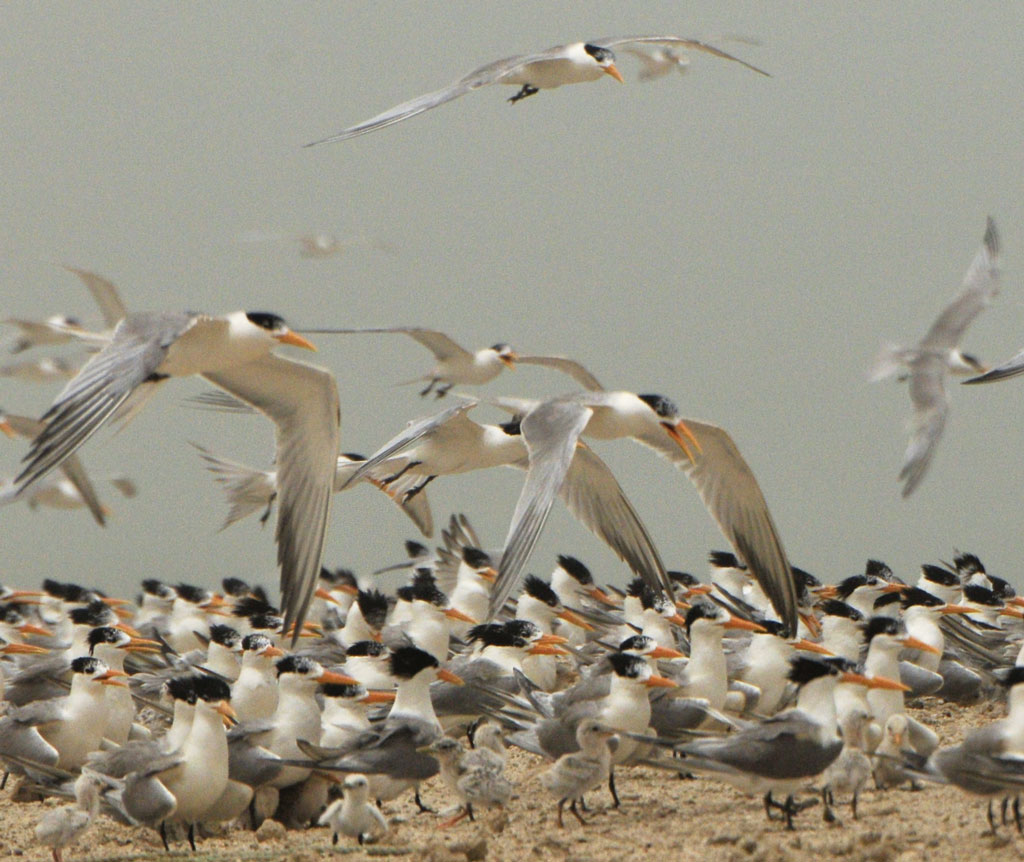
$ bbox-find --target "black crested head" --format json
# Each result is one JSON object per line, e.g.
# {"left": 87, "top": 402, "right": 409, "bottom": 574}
{"left": 0, "top": 604, "right": 26, "bottom": 625}
{"left": 900, "top": 587, "right": 943, "bottom": 609}
{"left": 410, "top": 573, "right": 447, "bottom": 607}
{"left": 556, "top": 555, "right": 592, "bottom": 584}
{"left": 963, "top": 583, "right": 1001, "bottom": 607}
{"left": 141, "top": 578, "right": 173, "bottom": 598}
{"left": 241, "top": 633, "right": 274, "bottom": 652}
{"left": 618, "top": 634, "right": 655, "bottom": 653}
{"left": 388, "top": 645, "right": 439, "bottom": 679}
{"left": 998, "top": 666, "right": 1024, "bottom": 689}
{"left": 625, "top": 578, "right": 648, "bottom": 598}
{"left": 685, "top": 601, "right": 717, "bottom": 633}
{"left": 232, "top": 595, "right": 278, "bottom": 618}
{"left": 275, "top": 654, "right": 317, "bottom": 677}
{"left": 989, "top": 576, "right": 1015, "bottom": 600}
{"left": 175, "top": 584, "right": 211, "bottom": 604}
{"left": 873, "top": 591, "right": 902, "bottom": 611}
{"left": 490, "top": 342, "right": 514, "bottom": 356}
{"left": 320, "top": 567, "right": 357, "bottom": 587}
{"left": 396, "top": 584, "right": 415, "bottom": 602}
{"left": 405, "top": 540, "right": 428, "bottom": 558}
{"left": 637, "top": 393, "right": 678, "bottom": 419}
{"left": 244, "top": 311, "right": 286, "bottom": 332}
{"left": 43, "top": 580, "right": 90, "bottom": 602}
{"left": 499, "top": 417, "right": 522, "bottom": 436}
{"left": 788, "top": 656, "right": 836, "bottom": 686}
{"left": 708, "top": 550, "right": 742, "bottom": 570}
{"left": 321, "top": 682, "right": 366, "bottom": 700}
{"left": 953, "top": 552, "right": 985, "bottom": 575}
{"left": 639, "top": 585, "right": 671, "bottom": 614}
{"left": 820, "top": 599, "right": 863, "bottom": 622}
{"left": 247, "top": 612, "right": 284, "bottom": 632}
{"left": 221, "top": 577, "right": 251, "bottom": 597}
{"left": 583, "top": 43, "right": 615, "bottom": 64}
{"left": 823, "top": 656, "right": 857, "bottom": 674}
{"left": 193, "top": 674, "right": 232, "bottom": 703}
{"left": 523, "top": 575, "right": 558, "bottom": 607}
{"left": 70, "top": 601, "right": 115, "bottom": 627}
{"left": 467, "top": 623, "right": 505, "bottom": 647}
{"left": 504, "top": 619, "right": 543, "bottom": 645}
{"left": 356, "top": 589, "right": 390, "bottom": 629}
{"left": 165, "top": 675, "right": 198, "bottom": 704}
{"left": 835, "top": 575, "right": 869, "bottom": 599}
{"left": 792, "top": 566, "right": 821, "bottom": 591}
{"left": 345, "top": 640, "right": 388, "bottom": 658}
{"left": 607, "top": 651, "right": 647, "bottom": 678}
{"left": 209, "top": 624, "right": 242, "bottom": 648}
{"left": 864, "top": 560, "right": 893, "bottom": 579}
{"left": 863, "top": 616, "right": 901, "bottom": 642}
{"left": 919, "top": 564, "right": 959, "bottom": 588}
{"left": 758, "top": 619, "right": 786, "bottom": 637}
{"left": 667, "top": 570, "right": 700, "bottom": 587}
{"left": 342, "top": 451, "right": 367, "bottom": 461}
{"left": 70, "top": 656, "right": 105, "bottom": 675}
{"left": 87, "top": 626, "right": 126, "bottom": 652}
{"left": 462, "top": 547, "right": 491, "bottom": 569}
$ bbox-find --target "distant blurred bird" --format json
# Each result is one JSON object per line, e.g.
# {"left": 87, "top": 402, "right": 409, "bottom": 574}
{"left": 0, "top": 356, "right": 81, "bottom": 384}
{"left": 871, "top": 217, "right": 1000, "bottom": 496}
{"left": 235, "top": 230, "right": 395, "bottom": 259}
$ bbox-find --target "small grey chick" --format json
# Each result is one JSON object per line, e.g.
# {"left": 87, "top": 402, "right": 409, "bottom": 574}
{"left": 430, "top": 724, "right": 513, "bottom": 827}
{"left": 873, "top": 714, "right": 915, "bottom": 790}
{"left": 318, "top": 773, "right": 387, "bottom": 845}
{"left": 35, "top": 769, "right": 104, "bottom": 862}
{"left": 821, "top": 707, "right": 874, "bottom": 821}
{"left": 539, "top": 719, "right": 618, "bottom": 828}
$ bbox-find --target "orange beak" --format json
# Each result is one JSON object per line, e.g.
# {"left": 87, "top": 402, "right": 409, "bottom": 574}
{"left": 315, "top": 587, "right": 340, "bottom": 605}
{"left": 476, "top": 567, "right": 498, "bottom": 583}
{"left": 444, "top": 608, "right": 477, "bottom": 624}
{"left": 939, "top": 604, "right": 973, "bottom": 615}
{"left": 725, "top": 615, "right": 767, "bottom": 633}
{"left": 0, "top": 419, "right": 16, "bottom": 438}
{"left": 901, "top": 636, "right": 941, "bottom": 655}
{"left": 1, "top": 642, "right": 49, "bottom": 655}
{"left": 881, "top": 583, "right": 905, "bottom": 594}
{"left": 262, "top": 645, "right": 285, "bottom": 658}
{"left": 100, "top": 596, "right": 133, "bottom": 607}
{"left": 588, "top": 587, "right": 619, "bottom": 607}
{"left": 793, "top": 638, "right": 833, "bottom": 656}
{"left": 3, "top": 589, "right": 45, "bottom": 599}
{"left": 318, "top": 670, "right": 361, "bottom": 686}
{"left": 800, "top": 611, "right": 822, "bottom": 639}
{"left": 215, "top": 701, "right": 238, "bottom": 726}
{"left": 338, "top": 584, "right": 360, "bottom": 596}
{"left": 684, "top": 585, "right": 713, "bottom": 598}
{"left": 276, "top": 331, "right": 317, "bottom": 351}
{"left": 669, "top": 613, "right": 688, "bottom": 627}
{"left": 648, "top": 645, "right": 685, "bottom": 660}
{"left": 999, "top": 607, "right": 1024, "bottom": 620}
{"left": 645, "top": 674, "right": 679, "bottom": 689}
{"left": 126, "top": 637, "right": 164, "bottom": 653}
{"left": 499, "top": 353, "right": 518, "bottom": 370}
{"left": 815, "top": 585, "right": 838, "bottom": 599}
{"left": 556, "top": 608, "right": 594, "bottom": 631}
{"left": 528, "top": 643, "right": 569, "bottom": 656}
{"left": 360, "top": 690, "right": 397, "bottom": 704}
{"left": 603, "top": 63, "right": 625, "bottom": 83}
{"left": 661, "top": 421, "right": 700, "bottom": 463}
{"left": 97, "top": 669, "right": 130, "bottom": 687}
{"left": 536, "top": 633, "right": 569, "bottom": 646}
{"left": 841, "top": 671, "right": 909, "bottom": 692}
{"left": 114, "top": 623, "right": 145, "bottom": 638}
{"left": 18, "top": 622, "right": 53, "bottom": 638}
{"left": 437, "top": 668, "right": 464, "bottom": 686}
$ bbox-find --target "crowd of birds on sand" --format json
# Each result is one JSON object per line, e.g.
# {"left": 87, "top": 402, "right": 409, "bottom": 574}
{"left": 2, "top": 29, "right": 1024, "bottom": 862}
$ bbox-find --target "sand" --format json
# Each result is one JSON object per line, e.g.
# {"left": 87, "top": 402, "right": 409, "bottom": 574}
{"left": 4, "top": 697, "right": 1024, "bottom": 862}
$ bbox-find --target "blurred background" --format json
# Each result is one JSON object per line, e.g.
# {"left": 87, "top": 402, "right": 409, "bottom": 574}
{"left": 2, "top": 3, "right": 1023, "bottom": 599}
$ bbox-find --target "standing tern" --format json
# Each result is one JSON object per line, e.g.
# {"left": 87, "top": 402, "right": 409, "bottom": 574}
{"left": 34, "top": 769, "right": 105, "bottom": 862}
{"left": 871, "top": 216, "right": 1000, "bottom": 496}
{"left": 487, "top": 390, "right": 799, "bottom": 636}
{"left": 539, "top": 718, "right": 618, "bottom": 828}
{"left": 12, "top": 310, "right": 340, "bottom": 635}
{"left": 305, "top": 36, "right": 768, "bottom": 145}
{"left": 318, "top": 773, "right": 388, "bottom": 845}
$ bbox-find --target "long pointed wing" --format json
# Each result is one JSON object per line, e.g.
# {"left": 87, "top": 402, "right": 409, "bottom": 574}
{"left": 15, "top": 313, "right": 194, "bottom": 491}
{"left": 490, "top": 401, "right": 592, "bottom": 617}
{"left": 900, "top": 354, "right": 949, "bottom": 497}
{"left": 965, "top": 348, "right": 1024, "bottom": 384}
{"left": 593, "top": 36, "right": 770, "bottom": 77}
{"left": 516, "top": 355, "right": 604, "bottom": 391}
{"left": 203, "top": 354, "right": 340, "bottom": 636}
{"left": 637, "top": 418, "right": 797, "bottom": 636}
{"left": 560, "top": 444, "right": 670, "bottom": 596}
{"left": 64, "top": 266, "right": 128, "bottom": 329}
{"left": 920, "top": 217, "right": 1000, "bottom": 351}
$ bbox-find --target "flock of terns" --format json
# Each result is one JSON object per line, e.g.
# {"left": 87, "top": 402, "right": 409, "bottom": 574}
{"left": 4, "top": 28, "right": 1024, "bottom": 862}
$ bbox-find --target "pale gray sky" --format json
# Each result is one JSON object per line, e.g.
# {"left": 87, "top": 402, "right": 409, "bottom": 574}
{"left": 2, "top": 3, "right": 1024, "bottom": 601}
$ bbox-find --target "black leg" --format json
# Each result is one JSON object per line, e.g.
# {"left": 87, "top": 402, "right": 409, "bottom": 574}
{"left": 259, "top": 493, "right": 277, "bottom": 525}
{"left": 188, "top": 822, "right": 197, "bottom": 852}
{"left": 414, "top": 789, "right": 434, "bottom": 814}
{"left": 435, "top": 383, "right": 452, "bottom": 398}
{"left": 1002, "top": 796, "right": 1010, "bottom": 825}
{"left": 556, "top": 799, "right": 566, "bottom": 829}
{"left": 333, "top": 833, "right": 339, "bottom": 846}
{"left": 403, "top": 475, "right": 436, "bottom": 502}
{"left": 608, "top": 767, "right": 621, "bottom": 808}
{"left": 764, "top": 791, "right": 782, "bottom": 821}
{"left": 467, "top": 802, "right": 475, "bottom": 822}
{"left": 420, "top": 379, "right": 437, "bottom": 397}
{"left": 852, "top": 790, "right": 859, "bottom": 820}
{"left": 988, "top": 800, "right": 998, "bottom": 835}
{"left": 508, "top": 84, "right": 539, "bottom": 103}
{"left": 160, "top": 821, "right": 170, "bottom": 852}
{"left": 822, "top": 788, "right": 836, "bottom": 823}
{"left": 568, "top": 799, "right": 587, "bottom": 826}
{"left": 358, "top": 834, "right": 365, "bottom": 845}
{"left": 1013, "top": 796, "right": 1022, "bottom": 834}
{"left": 0, "top": 772, "right": 7, "bottom": 791}
{"left": 384, "top": 460, "right": 420, "bottom": 485}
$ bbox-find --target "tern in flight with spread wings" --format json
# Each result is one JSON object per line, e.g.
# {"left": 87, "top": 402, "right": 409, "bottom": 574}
{"left": 13, "top": 310, "right": 340, "bottom": 634}
{"left": 871, "top": 217, "right": 1000, "bottom": 497}
{"left": 305, "top": 35, "right": 768, "bottom": 145}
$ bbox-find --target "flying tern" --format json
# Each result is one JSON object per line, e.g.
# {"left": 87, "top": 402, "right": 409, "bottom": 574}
{"left": 871, "top": 217, "right": 1000, "bottom": 496}
{"left": 305, "top": 36, "right": 768, "bottom": 145}
{"left": 12, "top": 309, "right": 340, "bottom": 634}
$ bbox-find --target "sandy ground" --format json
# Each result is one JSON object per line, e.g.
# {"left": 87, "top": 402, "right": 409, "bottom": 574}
{"left": 5, "top": 697, "right": 1024, "bottom": 862}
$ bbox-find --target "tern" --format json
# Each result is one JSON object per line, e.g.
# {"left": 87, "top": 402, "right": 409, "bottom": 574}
{"left": 539, "top": 718, "right": 618, "bottom": 828}
{"left": 12, "top": 309, "right": 340, "bottom": 634}
{"left": 428, "top": 730, "right": 513, "bottom": 827}
{"left": 305, "top": 36, "right": 768, "bottom": 145}
{"left": 486, "top": 390, "right": 799, "bottom": 635}
{"left": 318, "top": 773, "right": 388, "bottom": 845}
{"left": 871, "top": 217, "right": 1000, "bottom": 496}
{"left": 34, "top": 769, "right": 105, "bottom": 862}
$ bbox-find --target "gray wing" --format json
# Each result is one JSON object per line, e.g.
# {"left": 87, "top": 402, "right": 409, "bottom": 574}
{"left": 637, "top": 418, "right": 797, "bottom": 636}
{"left": 490, "top": 401, "right": 592, "bottom": 618}
{"left": 516, "top": 355, "right": 604, "bottom": 391}
{"left": 900, "top": 353, "right": 949, "bottom": 497}
{"left": 64, "top": 266, "right": 128, "bottom": 329}
{"left": 592, "top": 35, "right": 770, "bottom": 77}
{"left": 341, "top": 400, "right": 475, "bottom": 489}
{"left": 1, "top": 413, "right": 106, "bottom": 526}
{"left": 203, "top": 354, "right": 340, "bottom": 636}
{"left": 185, "top": 389, "right": 258, "bottom": 413}
{"left": 965, "top": 348, "right": 1024, "bottom": 384}
{"left": 14, "top": 313, "right": 195, "bottom": 491}
{"left": 304, "top": 51, "right": 552, "bottom": 145}
{"left": 560, "top": 444, "right": 671, "bottom": 596}
{"left": 346, "top": 459, "right": 435, "bottom": 537}
{"left": 920, "top": 217, "right": 1000, "bottom": 351}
